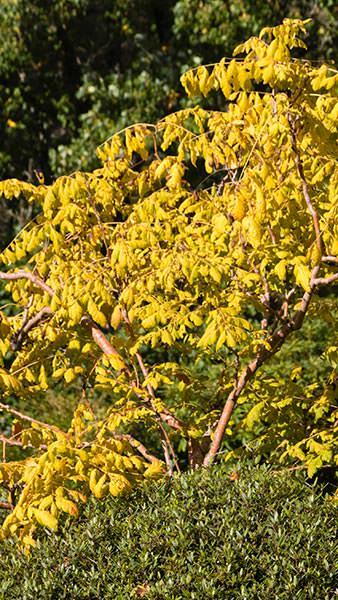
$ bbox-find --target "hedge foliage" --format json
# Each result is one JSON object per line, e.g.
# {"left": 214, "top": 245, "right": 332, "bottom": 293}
{"left": 0, "top": 464, "right": 336, "bottom": 599}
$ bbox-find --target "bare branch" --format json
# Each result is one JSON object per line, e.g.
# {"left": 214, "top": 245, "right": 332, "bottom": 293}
{"left": 0, "top": 434, "right": 45, "bottom": 451}
{"left": 0, "top": 401, "right": 61, "bottom": 433}
{"left": 81, "top": 317, "right": 125, "bottom": 361}
{"left": 0, "top": 269, "right": 54, "bottom": 296}
{"left": 288, "top": 115, "right": 325, "bottom": 255}
{"left": 122, "top": 310, "right": 184, "bottom": 431}
{"left": 0, "top": 501, "right": 13, "bottom": 511}
{"left": 0, "top": 435, "right": 26, "bottom": 447}
{"left": 11, "top": 306, "right": 52, "bottom": 350}
{"left": 113, "top": 434, "right": 158, "bottom": 464}
{"left": 322, "top": 256, "right": 338, "bottom": 265}
{"left": 312, "top": 273, "right": 338, "bottom": 286}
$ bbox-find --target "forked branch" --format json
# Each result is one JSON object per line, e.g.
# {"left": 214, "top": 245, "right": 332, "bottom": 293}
{"left": 203, "top": 265, "right": 321, "bottom": 466}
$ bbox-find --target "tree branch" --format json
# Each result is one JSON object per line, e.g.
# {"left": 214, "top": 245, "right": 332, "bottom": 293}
{"left": 0, "top": 269, "right": 54, "bottom": 296}
{"left": 0, "top": 501, "right": 13, "bottom": 511}
{"left": 0, "top": 401, "right": 61, "bottom": 433}
{"left": 288, "top": 115, "right": 325, "bottom": 255}
{"left": 322, "top": 256, "right": 338, "bottom": 265}
{"left": 0, "top": 435, "right": 27, "bottom": 447}
{"left": 203, "top": 265, "right": 321, "bottom": 466}
{"left": 121, "top": 309, "right": 183, "bottom": 472}
{"left": 113, "top": 434, "right": 158, "bottom": 464}
{"left": 81, "top": 316, "right": 124, "bottom": 360}
{"left": 11, "top": 306, "right": 52, "bottom": 350}
{"left": 312, "top": 273, "right": 338, "bottom": 286}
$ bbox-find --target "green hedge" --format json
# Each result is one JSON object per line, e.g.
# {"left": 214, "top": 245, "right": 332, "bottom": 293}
{"left": 0, "top": 464, "right": 336, "bottom": 600}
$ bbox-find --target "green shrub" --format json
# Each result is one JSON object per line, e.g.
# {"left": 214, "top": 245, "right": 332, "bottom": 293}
{"left": 0, "top": 464, "right": 336, "bottom": 599}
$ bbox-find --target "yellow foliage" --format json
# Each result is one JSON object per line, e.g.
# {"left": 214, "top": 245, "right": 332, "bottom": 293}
{"left": 0, "top": 18, "right": 337, "bottom": 547}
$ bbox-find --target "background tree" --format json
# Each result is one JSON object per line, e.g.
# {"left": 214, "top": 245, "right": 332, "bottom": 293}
{"left": 0, "top": 0, "right": 337, "bottom": 184}
{"left": 0, "top": 19, "right": 337, "bottom": 546}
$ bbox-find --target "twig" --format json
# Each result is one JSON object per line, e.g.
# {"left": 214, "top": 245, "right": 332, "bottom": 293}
{"left": 288, "top": 115, "right": 325, "bottom": 255}
{"left": 312, "top": 273, "right": 338, "bottom": 286}
{"left": 0, "top": 401, "right": 61, "bottom": 433}
{"left": 0, "top": 435, "right": 25, "bottom": 447}
{"left": 0, "top": 269, "right": 54, "bottom": 296}
{"left": 322, "top": 256, "right": 338, "bottom": 265}
{"left": 0, "top": 501, "right": 13, "bottom": 511}
{"left": 113, "top": 434, "right": 158, "bottom": 464}
{"left": 121, "top": 309, "right": 181, "bottom": 473}
{"left": 0, "top": 435, "right": 45, "bottom": 451}
{"left": 11, "top": 306, "right": 52, "bottom": 350}
{"left": 122, "top": 310, "right": 184, "bottom": 430}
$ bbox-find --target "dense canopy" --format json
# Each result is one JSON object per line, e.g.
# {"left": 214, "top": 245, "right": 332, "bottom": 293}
{"left": 0, "top": 18, "right": 337, "bottom": 547}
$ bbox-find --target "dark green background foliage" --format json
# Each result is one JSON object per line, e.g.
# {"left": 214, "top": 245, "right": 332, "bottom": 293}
{"left": 0, "top": 464, "right": 336, "bottom": 599}
{"left": 0, "top": 0, "right": 337, "bottom": 183}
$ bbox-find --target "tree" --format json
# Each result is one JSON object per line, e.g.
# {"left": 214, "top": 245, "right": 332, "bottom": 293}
{"left": 0, "top": 19, "right": 337, "bottom": 547}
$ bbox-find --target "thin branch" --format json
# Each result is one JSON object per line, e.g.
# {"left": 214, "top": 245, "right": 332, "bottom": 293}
{"left": 11, "top": 306, "right": 52, "bottom": 350}
{"left": 203, "top": 266, "right": 321, "bottom": 467}
{"left": 288, "top": 115, "right": 325, "bottom": 255}
{"left": 0, "top": 269, "right": 54, "bottom": 296}
{"left": 312, "top": 273, "right": 338, "bottom": 286}
{"left": 161, "top": 438, "right": 173, "bottom": 476}
{"left": 0, "top": 401, "right": 61, "bottom": 433}
{"left": 322, "top": 256, "right": 338, "bottom": 265}
{"left": 0, "top": 434, "right": 45, "bottom": 451}
{"left": 122, "top": 310, "right": 184, "bottom": 431}
{"left": 0, "top": 501, "right": 13, "bottom": 511}
{"left": 113, "top": 434, "right": 158, "bottom": 464}
{"left": 0, "top": 435, "right": 26, "bottom": 447}
{"left": 81, "top": 317, "right": 125, "bottom": 361}
{"left": 267, "top": 225, "right": 276, "bottom": 244}
{"left": 121, "top": 309, "right": 182, "bottom": 473}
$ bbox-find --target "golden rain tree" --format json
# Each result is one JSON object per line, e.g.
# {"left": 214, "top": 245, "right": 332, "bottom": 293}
{"left": 0, "top": 19, "right": 337, "bottom": 547}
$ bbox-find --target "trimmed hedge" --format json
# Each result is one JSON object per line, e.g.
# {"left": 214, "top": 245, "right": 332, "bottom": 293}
{"left": 0, "top": 464, "right": 336, "bottom": 599}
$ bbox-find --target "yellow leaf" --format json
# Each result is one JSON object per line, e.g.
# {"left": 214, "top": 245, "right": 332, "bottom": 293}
{"left": 274, "top": 260, "right": 286, "bottom": 281}
{"left": 38, "top": 365, "right": 48, "bottom": 390}
{"left": 215, "top": 330, "right": 227, "bottom": 351}
{"left": 22, "top": 535, "right": 37, "bottom": 548}
{"left": 64, "top": 368, "right": 76, "bottom": 383}
{"left": 55, "top": 495, "right": 78, "bottom": 516}
{"left": 210, "top": 266, "right": 221, "bottom": 283}
{"left": 109, "top": 474, "right": 132, "bottom": 496}
{"left": 247, "top": 218, "right": 262, "bottom": 248}
{"left": 243, "top": 401, "right": 264, "bottom": 429}
{"left": 34, "top": 509, "right": 58, "bottom": 531}
{"left": 143, "top": 460, "right": 163, "bottom": 479}
{"left": 294, "top": 263, "right": 311, "bottom": 291}
{"left": 87, "top": 298, "right": 107, "bottom": 328}
{"left": 231, "top": 194, "right": 246, "bottom": 221}
{"left": 262, "top": 61, "right": 275, "bottom": 84}
{"left": 255, "top": 187, "right": 266, "bottom": 220}
{"left": 108, "top": 353, "right": 125, "bottom": 371}
{"left": 52, "top": 367, "right": 65, "bottom": 379}
{"left": 110, "top": 305, "right": 122, "bottom": 330}
{"left": 69, "top": 301, "right": 83, "bottom": 324}
{"left": 213, "top": 214, "right": 227, "bottom": 235}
